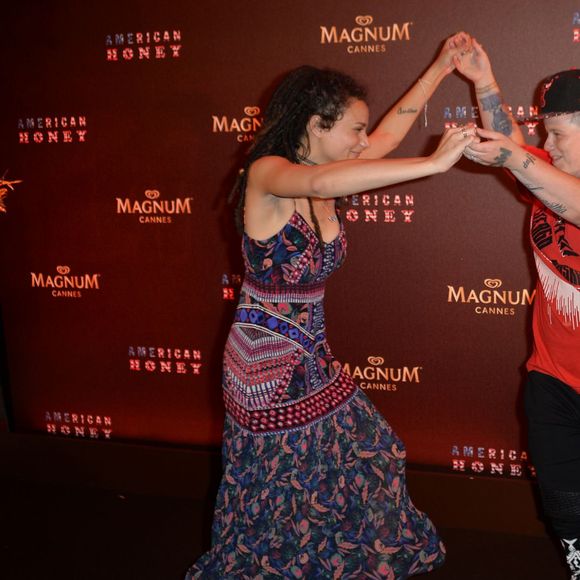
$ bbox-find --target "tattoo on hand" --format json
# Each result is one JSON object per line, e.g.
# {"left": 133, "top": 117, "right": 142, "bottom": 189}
{"left": 537, "top": 195, "right": 568, "bottom": 215}
{"left": 522, "top": 153, "right": 536, "bottom": 169}
{"left": 492, "top": 147, "right": 512, "bottom": 167}
{"left": 397, "top": 107, "right": 418, "bottom": 115}
{"left": 480, "top": 93, "right": 513, "bottom": 136}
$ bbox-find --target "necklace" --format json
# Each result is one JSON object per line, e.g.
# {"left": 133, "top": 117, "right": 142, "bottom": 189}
{"left": 320, "top": 199, "right": 338, "bottom": 223}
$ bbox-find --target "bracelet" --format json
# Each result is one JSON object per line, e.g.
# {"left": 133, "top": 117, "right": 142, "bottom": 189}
{"left": 417, "top": 77, "right": 431, "bottom": 128}
{"left": 475, "top": 81, "right": 499, "bottom": 95}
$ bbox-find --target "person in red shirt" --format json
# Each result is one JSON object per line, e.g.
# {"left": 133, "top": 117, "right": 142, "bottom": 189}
{"left": 455, "top": 40, "right": 580, "bottom": 579}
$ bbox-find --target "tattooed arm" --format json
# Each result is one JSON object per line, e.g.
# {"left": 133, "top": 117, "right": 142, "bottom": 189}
{"left": 362, "top": 32, "right": 472, "bottom": 159}
{"left": 453, "top": 38, "right": 525, "bottom": 146}
{"left": 465, "top": 128, "right": 580, "bottom": 226}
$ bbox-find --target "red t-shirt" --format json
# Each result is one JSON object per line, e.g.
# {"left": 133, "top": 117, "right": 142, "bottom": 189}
{"left": 522, "top": 148, "right": 580, "bottom": 392}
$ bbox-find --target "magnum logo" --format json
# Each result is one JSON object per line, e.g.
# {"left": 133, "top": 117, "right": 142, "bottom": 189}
{"left": 116, "top": 189, "right": 193, "bottom": 224}
{"left": 212, "top": 106, "right": 263, "bottom": 142}
{"left": 346, "top": 191, "right": 415, "bottom": 224}
{"left": 18, "top": 116, "right": 87, "bottom": 144}
{"left": 105, "top": 30, "right": 182, "bottom": 61}
{"left": 342, "top": 356, "right": 422, "bottom": 392}
{"left": 320, "top": 15, "right": 412, "bottom": 54}
{"left": 31, "top": 265, "right": 101, "bottom": 298}
{"left": 447, "top": 278, "right": 535, "bottom": 317}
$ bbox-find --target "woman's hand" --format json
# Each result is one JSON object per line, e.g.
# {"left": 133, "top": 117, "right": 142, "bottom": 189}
{"left": 429, "top": 124, "right": 479, "bottom": 173}
{"left": 429, "top": 31, "right": 473, "bottom": 83}
{"left": 453, "top": 37, "right": 492, "bottom": 85}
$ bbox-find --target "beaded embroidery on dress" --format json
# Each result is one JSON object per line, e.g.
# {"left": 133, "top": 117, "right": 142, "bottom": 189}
{"left": 186, "top": 210, "right": 445, "bottom": 579}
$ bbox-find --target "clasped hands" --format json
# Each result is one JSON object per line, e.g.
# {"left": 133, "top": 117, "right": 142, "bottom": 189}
{"left": 460, "top": 126, "right": 519, "bottom": 169}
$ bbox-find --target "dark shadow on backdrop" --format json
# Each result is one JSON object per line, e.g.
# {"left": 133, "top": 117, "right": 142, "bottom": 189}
{"left": 0, "top": 306, "right": 13, "bottom": 432}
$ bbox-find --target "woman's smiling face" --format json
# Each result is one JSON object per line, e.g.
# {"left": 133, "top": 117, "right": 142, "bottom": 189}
{"left": 316, "top": 99, "right": 370, "bottom": 162}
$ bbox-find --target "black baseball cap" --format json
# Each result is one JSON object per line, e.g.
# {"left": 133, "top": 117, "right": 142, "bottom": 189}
{"left": 539, "top": 69, "right": 580, "bottom": 117}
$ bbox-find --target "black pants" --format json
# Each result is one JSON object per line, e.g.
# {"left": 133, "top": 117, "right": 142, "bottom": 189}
{"left": 525, "top": 371, "right": 580, "bottom": 538}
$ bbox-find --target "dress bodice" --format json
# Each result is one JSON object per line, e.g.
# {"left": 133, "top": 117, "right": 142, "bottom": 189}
{"left": 235, "top": 210, "right": 346, "bottom": 346}
{"left": 223, "top": 209, "right": 351, "bottom": 432}
{"left": 242, "top": 209, "right": 347, "bottom": 287}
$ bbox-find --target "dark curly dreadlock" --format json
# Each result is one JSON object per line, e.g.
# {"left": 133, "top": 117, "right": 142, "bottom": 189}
{"left": 229, "top": 66, "right": 367, "bottom": 247}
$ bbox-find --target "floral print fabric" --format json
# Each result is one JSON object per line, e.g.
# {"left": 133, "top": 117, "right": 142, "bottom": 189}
{"left": 186, "top": 210, "right": 445, "bottom": 578}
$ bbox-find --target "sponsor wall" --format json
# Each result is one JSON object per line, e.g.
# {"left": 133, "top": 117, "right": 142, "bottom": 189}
{"left": 0, "top": 0, "right": 578, "bottom": 478}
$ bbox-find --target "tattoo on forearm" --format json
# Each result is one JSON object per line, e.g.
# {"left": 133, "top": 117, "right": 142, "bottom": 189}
{"left": 518, "top": 175, "right": 544, "bottom": 193}
{"left": 397, "top": 107, "right": 418, "bottom": 115}
{"left": 518, "top": 159, "right": 557, "bottom": 210}
{"left": 522, "top": 153, "right": 536, "bottom": 169}
{"left": 537, "top": 195, "right": 568, "bottom": 215}
{"left": 492, "top": 147, "right": 512, "bottom": 167}
{"left": 480, "top": 93, "right": 502, "bottom": 112}
{"left": 480, "top": 93, "right": 513, "bottom": 136}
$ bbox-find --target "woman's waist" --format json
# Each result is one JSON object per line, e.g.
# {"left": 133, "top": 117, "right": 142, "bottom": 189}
{"left": 240, "top": 276, "right": 326, "bottom": 304}
{"left": 233, "top": 304, "right": 326, "bottom": 353}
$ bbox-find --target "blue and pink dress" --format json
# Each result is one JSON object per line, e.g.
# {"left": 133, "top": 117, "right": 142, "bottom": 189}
{"left": 187, "top": 210, "right": 445, "bottom": 579}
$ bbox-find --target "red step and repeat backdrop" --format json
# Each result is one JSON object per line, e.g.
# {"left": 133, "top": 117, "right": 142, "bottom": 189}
{"left": 0, "top": 0, "right": 578, "bottom": 479}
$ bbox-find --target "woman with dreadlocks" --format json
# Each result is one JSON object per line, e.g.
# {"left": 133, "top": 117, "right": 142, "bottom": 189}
{"left": 187, "top": 32, "right": 475, "bottom": 579}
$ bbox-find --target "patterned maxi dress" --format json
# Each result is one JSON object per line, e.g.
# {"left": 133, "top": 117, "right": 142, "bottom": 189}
{"left": 187, "top": 210, "right": 445, "bottom": 579}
